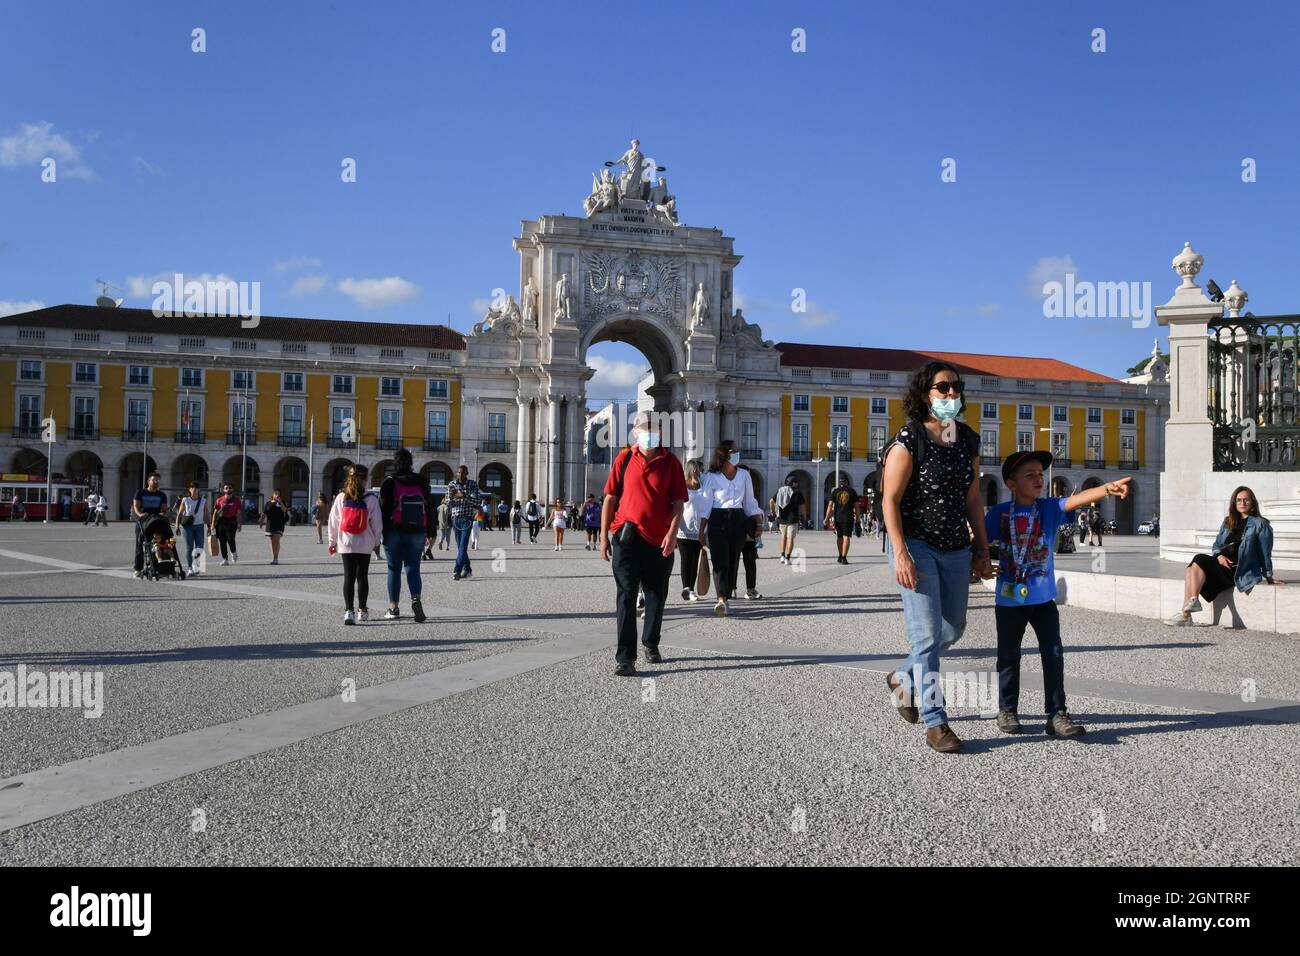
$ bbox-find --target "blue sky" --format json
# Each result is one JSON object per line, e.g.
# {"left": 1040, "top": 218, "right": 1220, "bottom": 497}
{"left": 3, "top": 0, "right": 1298, "bottom": 404}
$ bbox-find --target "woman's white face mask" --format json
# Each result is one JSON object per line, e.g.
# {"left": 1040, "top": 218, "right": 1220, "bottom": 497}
{"left": 636, "top": 430, "right": 661, "bottom": 451}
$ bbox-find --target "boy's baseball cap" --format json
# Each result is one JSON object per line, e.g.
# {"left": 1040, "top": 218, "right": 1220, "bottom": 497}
{"left": 1001, "top": 450, "right": 1053, "bottom": 482}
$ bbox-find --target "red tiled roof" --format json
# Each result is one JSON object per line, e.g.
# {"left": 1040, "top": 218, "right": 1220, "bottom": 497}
{"left": 1, "top": 304, "right": 465, "bottom": 350}
{"left": 774, "top": 342, "right": 1119, "bottom": 384}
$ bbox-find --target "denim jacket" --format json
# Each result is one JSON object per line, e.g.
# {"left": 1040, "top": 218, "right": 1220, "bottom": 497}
{"left": 1212, "top": 515, "right": 1274, "bottom": 594}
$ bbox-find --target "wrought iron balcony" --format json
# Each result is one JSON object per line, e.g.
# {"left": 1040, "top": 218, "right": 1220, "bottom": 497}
{"left": 277, "top": 432, "right": 307, "bottom": 448}
{"left": 227, "top": 429, "right": 258, "bottom": 446}
{"left": 478, "top": 441, "right": 513, "bottom": 454}
{"left": 173, "top": 430, "right": 206, "bottom": 444}
{"left": 423, "top": 439, "right": 453, "bottom": 453}
{"left": 740, "top": 448, "right": 763, "bottom": 460}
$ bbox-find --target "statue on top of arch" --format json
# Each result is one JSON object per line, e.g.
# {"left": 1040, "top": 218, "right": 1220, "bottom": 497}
{"left": 582, "top": 137, "right": 678, "bottom": 225}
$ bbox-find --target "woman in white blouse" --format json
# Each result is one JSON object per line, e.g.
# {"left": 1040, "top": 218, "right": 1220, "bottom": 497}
{"left": 699, "top": 441, "right": 763, "bottom": 616}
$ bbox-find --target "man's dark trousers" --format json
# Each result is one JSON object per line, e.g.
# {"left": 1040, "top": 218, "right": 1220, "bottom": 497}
{"left": 612, "top": 531, "right": 674, "bottom": 664}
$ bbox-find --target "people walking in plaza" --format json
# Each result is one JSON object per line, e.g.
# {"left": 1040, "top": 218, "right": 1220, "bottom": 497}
{"left": 601, "top": 411, "right": 687, "bottom": 675}
{"left": 174, "top": 481, "right": 206, "bottom": 575}
{"left": 82, "top": 491, "right": 97, "bottom": 525}
{"left": 677, "top": 458, "right": 709, "bottom": 601}
{"left": 422, "top": 501, "right": 438, "bottom": 560}
{"left": 880, "top": 362, "right": 992, "bottom": 754}
{"left": 496, "top": 498, "right": 509, "bottom": 531}
{"left": 700, "top": 439, "right": 763, "bottom": 617}
{"left": 470, "top": 507, "right": 484, "bottom": 550}
{"left": 737, "top": 510, "right": 764, "bottom": 600}
{"left": 524, "top": 493, "right": 542, "bottom": 543}
{"left": 582, "top": 493, "right": 601, "bottom": 549}
{"left": 212, "top": 482, "right": 243, "bottom": 566}
{"left": 260, "top": 489, "right": 289, "bottom": 565}
{"left": 94, "top": 492, "right": 108, "bottom": 526}
{"left": 986, "top": 451, "right": 1132, "bottom": 738}
{"left": 510, "top": 499, "right": 523, "bottom": 543}
{"left": 824, "top": 474, "right": 860, "bottom": 565}
{"left": 1167, "top": 485, "right": 1284, "bottom": 626}
{"left": 437, "top": 495, "right": 452, "bottom": 550}
{"left": 771, "top": 475, "right": 807, "bottom": 566}
{"left": 549, "top": 497, "right": 568, "bottom": 551}
{"left": 313, "top": 492, "right": 328, "bottom": 544}
{"left": 379, "top": 448, "right": 436, "bottom": 619}
{"left": 447, "top": 463, "right": 481, "bottom": 581}
{"left": 329, "top": 464, "right": 382, "bottom": 626}
{"left": 131, "top": 472, "right": 168, "bottom": 577}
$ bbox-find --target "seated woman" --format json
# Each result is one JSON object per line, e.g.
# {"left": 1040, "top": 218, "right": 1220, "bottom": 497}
{"left": 1167, "top": 485, "right": 1284, "bottom": 626}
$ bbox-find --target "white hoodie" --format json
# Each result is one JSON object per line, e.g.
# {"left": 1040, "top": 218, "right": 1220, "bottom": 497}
{"left": 328, "top": 491, "right": 383, "bottom": 554}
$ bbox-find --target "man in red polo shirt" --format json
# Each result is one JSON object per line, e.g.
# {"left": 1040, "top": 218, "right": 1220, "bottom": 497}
{"left": 601, "top": 410, "right": 688, "bottom": 676}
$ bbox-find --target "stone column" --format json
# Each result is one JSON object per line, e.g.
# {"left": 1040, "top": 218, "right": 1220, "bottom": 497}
{"left": 547, "top": 397, "right": 560, "bottom": 504}
{"left": 1155, "top": 242, "right": 1222, "bottom": 560}
{"left": 515, "top": 398, "right": 529, "bottom": 505}
{"left": 566, "top": 398, "right": 583, "bottom": 500}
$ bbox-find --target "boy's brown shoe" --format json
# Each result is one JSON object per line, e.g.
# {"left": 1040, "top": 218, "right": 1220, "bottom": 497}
{"left": 1046, "top": 711, "right": 1087, "bottom": 738}
{"left": 926, "top": 723, "right": 963, "bottom": 753}
{"left": 996, "top": 710, "right": 1024, "bottom": 734}
{"left": 885, "top": 671, "right": 919, "bottom": 724}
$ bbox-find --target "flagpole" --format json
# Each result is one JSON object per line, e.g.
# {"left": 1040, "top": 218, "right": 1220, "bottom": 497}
{"left": 308, "top": 415, "right": 315, "bottom": 506}
{"left": 44, "top": 412, "right": 54, "bottom": 524}
{"left": 240, "top": 387, "right": 249, "bottom": 499}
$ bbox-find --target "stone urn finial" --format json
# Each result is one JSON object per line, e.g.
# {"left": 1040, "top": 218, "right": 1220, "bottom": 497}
{"left": 1172, "top": 241, "right": 1204, "bottom": 289}
{"left": 1224, "top": 278, "right": 1248, "bottom": 317}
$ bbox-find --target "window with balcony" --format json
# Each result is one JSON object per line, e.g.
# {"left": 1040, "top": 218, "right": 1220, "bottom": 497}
{"left": 18, "top": 395, "right": 41, "bottom": 435}
{"left": 791, "top": 423, "right": 809, "bottom": 455}
{"left": 178, "top": 400, "right": 202, "bottom": 441}
{"left": 870, "top": 425, "right": 886, "bottom": 459}
{"left": 427, "top": 410, "right": 448, "bottom": 449}
{"left": 830, "top": 423, "right": 849, "bottom": 451}
{"left": 487, "top": 412, "right": 507, "bottom": 447}
{"left": 281, "top": 404, "right": 304, "bottom": 444}
{"left": 379, "top": 408, "right": 401, "bottom": 448}
{"left": 331, "top": 405, "right": 353, "bottom": 443}
{"left": 1120, "top": 435, "right": 1136, "bottom": 462}
{"left": 981, "top": 429, "right": 998, "bottom": 457}
{"left": 741, "top": 420, "right": 759, "bottom": 455}
{"left": 1017, "top": 430, "right": 1033, "bottom": 451}
{"left": 1087, "top": 433, "right": 1102, "bottom": 461}
{"left": 126, "top": 399, "right": 150, "bottom": 439}
{"left": 73, "top": 396, "right": 96, "bottom": 438}
{"left": 1052, "top": 432, "right": 1068, "bottom": 457}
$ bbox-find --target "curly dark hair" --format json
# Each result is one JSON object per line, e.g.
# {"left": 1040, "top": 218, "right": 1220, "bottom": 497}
{"left": 902, "top": 361, "right": 966, "bottom": 422}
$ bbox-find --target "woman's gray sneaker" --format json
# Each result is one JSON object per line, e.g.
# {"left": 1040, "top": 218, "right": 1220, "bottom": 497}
{"left": 1046, "top": 711, "right": 1086, "bottom": 738}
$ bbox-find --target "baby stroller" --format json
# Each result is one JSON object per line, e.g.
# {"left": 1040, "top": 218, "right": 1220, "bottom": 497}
{"left": 139, "top": 513, "right": 186, "bottom": 581}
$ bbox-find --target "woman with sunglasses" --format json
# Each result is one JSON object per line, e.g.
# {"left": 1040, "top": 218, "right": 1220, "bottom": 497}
{"left": 880, "top": 362, "right": 993, "bottom": 753}
{"left": 1167, "top": 485, "right": 1283, "bottom": 625}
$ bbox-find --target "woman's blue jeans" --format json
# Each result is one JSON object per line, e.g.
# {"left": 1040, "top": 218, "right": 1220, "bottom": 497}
{"left": 384, "top": 530, "right": 425, "bottom": 604}
{"left": 887, "top": 536, "right": 971, "bottom": 728}
{"left": 181, "top": 523, "right": 204, "bottom": 570}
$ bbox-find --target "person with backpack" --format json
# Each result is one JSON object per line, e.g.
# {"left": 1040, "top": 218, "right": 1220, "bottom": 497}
{"left": 524, "top": 493, "right": 543, "bottom": 543}
{"left": 446, "top": 463, "right": 482, "bottom": 582}
{"left": 824, "top": 474, "right": 861, "bottom": 565}
{"left": 212, "top": 482, "right": 243, "bottom": 566}
{"left": 880, "top": 362, "right": 994, "bottom": 754}
{"left": 771, "top": 475, "right": 807, "bottom": 565}
{"left": 510, "top": 499, "right": 523, "bottom": 543}
{"left": 329, "top": 464, "right": 383, "bottom": 625}
{"left": 260, "top": 489, "right": 289, "bottom": 565}
{"left": 379, "top": 448, "right": 436, "bottom": 619}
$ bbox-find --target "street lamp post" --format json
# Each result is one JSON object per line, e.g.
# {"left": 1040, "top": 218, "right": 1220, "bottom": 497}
{"left": 812, "top": 456, "right": 825, "bottom": 529}
{"left": 1038, "top": 426, "right": 1054, "bottom": 496}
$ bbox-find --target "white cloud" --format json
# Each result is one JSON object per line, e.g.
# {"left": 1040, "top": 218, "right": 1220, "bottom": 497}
{"left": 124, "top": 272, "right": 241, "bottom": 305}
{"left": 0, "top": 121, "right": 97, "bottom": 181}
{"left": 337, "top": 276, "right": 420, "bottom": 310}
{"left": 1026, "top": 256, "right": 1080, "bottom": 299}
{"left": 0, "top": 299, "right": 45, "bottom": 317}
{"left": 798, "top": 301, "right": 839, "bottom": 328}
{"left": 470, "top": 298, "right": 492, "bottom": 317}
{"left": 131, "top": 155, "right": 161, "bottom": 177}
{"left": 289, "top": 274, "right": 330, "bottom": 297}
{"left": 273, "top": 255, "right": 323, "bottom": 273}
{"left": 588, "top": 355, "right": 649, "bottom": 397}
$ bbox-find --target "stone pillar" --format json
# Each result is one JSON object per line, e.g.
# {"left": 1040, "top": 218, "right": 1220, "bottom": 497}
{"left": 1155, "top": 242, "right": 1222, "bottom": 560}
{"left": 547, "top": 397, "right": 560, "bottom": 504}
{"left": 515, "top": 398, "right": 529, "bottom": 505}
{"left": 566, "top": 398, "right": 583, "bottom": 500}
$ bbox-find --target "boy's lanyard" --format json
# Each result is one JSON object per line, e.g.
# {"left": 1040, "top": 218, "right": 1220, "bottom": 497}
{"left": 1006, "top": 501, "right": 1041, "bottom": 584}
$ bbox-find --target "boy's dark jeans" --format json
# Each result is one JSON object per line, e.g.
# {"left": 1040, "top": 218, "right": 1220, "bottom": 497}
{"left": 995, "top": 600, "right": 1067, "bottom": 717}
{"left": 611, "top": 531, "right": 674, "bottom": 664}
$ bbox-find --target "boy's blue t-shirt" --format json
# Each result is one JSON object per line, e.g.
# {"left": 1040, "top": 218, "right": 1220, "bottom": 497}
{"left": 985, "top": 496, "right": 1069, "bottom": 607}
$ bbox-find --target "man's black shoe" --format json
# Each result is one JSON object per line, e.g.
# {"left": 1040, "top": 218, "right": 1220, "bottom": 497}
{"left": 614, "top": 662, "right": 636, "bottom": 677}
{"left": 411, "top": 598, "right": 426, "bottom": 623}
{"left": 645, "top": 649, "right": 663, "bottom": 664}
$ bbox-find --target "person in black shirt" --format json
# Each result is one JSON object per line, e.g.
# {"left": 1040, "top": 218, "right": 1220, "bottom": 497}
{"left": 879, "top": 362, "right": 993, "bottom": 754}
{"left": 378, "top": 448, "right": 437, "bottom": 620}
{"left": 131, "top": 472, "right": 168, "bottom": 577}
{"left": 771, "top": 475, "right": 807, "bottom": 565}
{"left": 260, "top": 490, "right": 289, "bottom": 565}
{"left": 824, "top": 475, "right": 860, "bottom": 565}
